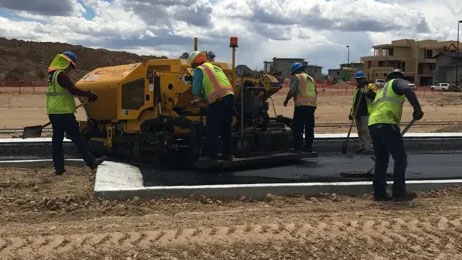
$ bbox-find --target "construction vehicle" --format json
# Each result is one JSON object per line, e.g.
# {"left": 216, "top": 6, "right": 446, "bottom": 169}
{"left": 76, "top": 40, "right": 313, "bottom": 169}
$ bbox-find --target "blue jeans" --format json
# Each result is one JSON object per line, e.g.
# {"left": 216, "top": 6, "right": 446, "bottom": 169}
{"left": 369, "top": 123, "right": 407, "bottom": 197}
{"left": 292, "top": 105, "right": 315, "bottom": 150}
{"left": 205, "top": 95, "right": 234, "bottom": 159}
{"left": 49, "top": 113, "right": 96, "bottom": 171}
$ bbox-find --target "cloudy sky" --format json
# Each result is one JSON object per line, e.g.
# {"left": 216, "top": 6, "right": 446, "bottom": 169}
{"left": 0, "top": 0, "right": 461, "bottom": 72}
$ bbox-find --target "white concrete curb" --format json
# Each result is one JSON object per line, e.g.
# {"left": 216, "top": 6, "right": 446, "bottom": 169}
{"left": 94, "top": 161, "right": 144, "bottom": 191}
{"left": 93, "top": 161, "right": 462, "bottom": 200}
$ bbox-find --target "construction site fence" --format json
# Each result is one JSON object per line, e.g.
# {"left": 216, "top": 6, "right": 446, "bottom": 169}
{"left": 0, "top": 83, "right": 453, "bottom": 97}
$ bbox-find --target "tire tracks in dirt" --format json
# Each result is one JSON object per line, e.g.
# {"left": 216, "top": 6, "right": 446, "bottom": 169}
{"left": 2, "top": 216, "right": 462, "bottom": 258}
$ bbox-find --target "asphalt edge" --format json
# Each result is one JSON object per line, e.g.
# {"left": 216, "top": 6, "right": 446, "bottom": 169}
{"left": 94, "top": 161, "right": 462, "bottom": 200}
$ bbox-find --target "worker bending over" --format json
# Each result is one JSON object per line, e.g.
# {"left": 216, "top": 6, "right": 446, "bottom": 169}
{"left": 47, "top": 51, "right": 105, "bottom": 175}
{"left": 368, "top": 69, "right": 423, "bottom": 201}
{"left": 349, "top": 71, "right": 375, "bottom": 154}
{"left": 190, "top": 51, "right": 235, "bottom": 161}
{"left": 283, "top": 62, "right": 317, "bottom": 152}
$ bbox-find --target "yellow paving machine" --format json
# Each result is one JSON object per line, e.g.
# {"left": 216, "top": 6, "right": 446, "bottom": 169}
{"left": 76, "top": 39, "right": 313, "bottom": 169}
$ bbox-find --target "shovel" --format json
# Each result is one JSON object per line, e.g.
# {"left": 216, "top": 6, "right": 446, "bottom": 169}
{"left": 22, "top": 103, "right": 85, "bottom": 138}
{"left": 341, "top": 91, "right": 364, "bottom": 154}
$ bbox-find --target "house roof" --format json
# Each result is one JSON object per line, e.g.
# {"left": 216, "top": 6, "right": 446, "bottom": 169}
{"left": 306, "top": 65, "right": 322, "bottom": 68}
{"left": 272, "top": 58, "right": 305, "bottom": 61}
{"left": 434, "top": 51, "right": 462, "bottom": 59}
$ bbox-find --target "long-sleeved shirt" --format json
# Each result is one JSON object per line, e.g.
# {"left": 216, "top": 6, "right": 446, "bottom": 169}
{"left": 192, "top": 67, "right": 205, "bottom": 99}
{"left": 352, "top": 83, "right": 369, "bottom": 117}
{"left": 366, "top": 78, "right": 421, "bottom": 112}
{"left": 49, "top": 70, "right": 89, "bottom": 97}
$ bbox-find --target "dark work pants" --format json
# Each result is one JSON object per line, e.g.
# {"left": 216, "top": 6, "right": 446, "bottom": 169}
{"left": 369, "top": 124, "right": 407, "bottom": 197}
{"left": 205, "top": 95, "right": 234, "bottom": 159}
{"left": 49, "top": 114, "right": 96, "bottom": 171}
{"left": 292, "top": 105, "right": 316, "bottom": 150}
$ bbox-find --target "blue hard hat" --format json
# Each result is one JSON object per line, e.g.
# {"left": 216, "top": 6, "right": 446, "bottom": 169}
{"left": 290, "top": 62, "right": 305, "bottom": 74}
{"left": 354, "top": 71, "right": 366, "bottom": 79}
{"left": 63, "top": 51, "right": 77, "bottom": 65}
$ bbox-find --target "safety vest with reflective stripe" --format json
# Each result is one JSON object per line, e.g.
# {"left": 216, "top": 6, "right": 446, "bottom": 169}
{"left": 368, "top": 79, "right": 405, "bottom": 126}
{"left": 294, "top": 72, "right": 317, "bottom": 107}
{"left": 198, "top": 62, "right": 234, "bottom": 104}
{"left": 349, "top": 83, "right": 376, "bottom": 117}
{"left": 46, "top": 70, "right": 76, "bottom": 114}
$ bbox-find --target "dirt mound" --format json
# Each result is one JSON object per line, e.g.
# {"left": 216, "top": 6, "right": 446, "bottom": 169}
{"left": 0, "top": 37, "right": 165, "bottom": 86}
{"left": 1, "top": 165, "right": 462, "bottom": 259}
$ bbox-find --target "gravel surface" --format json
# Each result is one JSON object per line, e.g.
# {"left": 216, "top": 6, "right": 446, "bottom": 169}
{"left": 1, "top": 165, "right": 462, "bottom": 259}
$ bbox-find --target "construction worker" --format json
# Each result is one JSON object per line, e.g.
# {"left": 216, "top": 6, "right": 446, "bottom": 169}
{"left": 283, "top": 62, "right": 317, "bottom": 152}
{"left": 368, "top": 69, "right": 424, "bottom": 201}
{"left": 349, "top": 71, "right": 375, "bottom": 154}
{"left": 190, "top": 51, "right": 235, "bottom": 161}
{"left": 47, "top": 51, "right": 105, "bottom": 175}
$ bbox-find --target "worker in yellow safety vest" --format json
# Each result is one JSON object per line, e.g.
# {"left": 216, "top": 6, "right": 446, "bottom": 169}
{"left": 190, "top": 51, "right": 235, "bottom": 161}
{"left": 368, "top": 69, "right": 424, "bottom": 201}
{"left": 349, "top": 71, "right": 376, "bottom": 154}
{"left": 283, "top": 62, "right": 317, "bottom": 152}
{"left": 47, "top": 51, "right": 105, "bottom": 175}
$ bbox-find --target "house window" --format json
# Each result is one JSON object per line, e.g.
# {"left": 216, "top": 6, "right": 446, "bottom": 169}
{"left": 418, "top": 63, "right": 423, "bottom": 74}
{"left": 378, "top": 61, "right": 385, "bottom": 67}
{"left": 368, "top": 61, "right": 371, "bottom": 68}
{"left": 375, "top": 73, "right": 378, "bottom": 76}
{"left": 384, "top": 73, "right": 387, "bottom": 77}
{"left": 389, "top": 48, "right": 394, "bottom": 56}
{"left": 337, "top": 72, "right": 339, "bottom": 75}
{"left": 401, "top": 62, "right": 406, "bottom": 72}
{"left": 426, "top": 49, "right": 433, "bottom": 58}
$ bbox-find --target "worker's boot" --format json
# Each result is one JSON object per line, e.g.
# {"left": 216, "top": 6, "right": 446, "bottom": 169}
{"left": 373, "top": 194, "right": 391, "bottom": 201}
{"left": 392, "top": 192, "right": 417, "bottom": 202}
{"left": 90, "top": 156, "right": 107, "bottom": 170}
{"left": 303, "top": 145, "right": 313, "bottom": 153}
{"left": 218, "top": 154, "right": 233, "bottom": 161}
{"left": 55, "top": 169, "right": 66, "bottom": 176}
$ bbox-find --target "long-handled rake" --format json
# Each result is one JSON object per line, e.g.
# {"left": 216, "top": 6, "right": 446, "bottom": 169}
{"left": 341, "top": 91, "right": 364, "bottom": 154}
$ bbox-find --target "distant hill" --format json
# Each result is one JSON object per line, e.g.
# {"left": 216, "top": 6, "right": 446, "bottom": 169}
{"left": 0, "top": 37, "right": 165, "bottom": 86}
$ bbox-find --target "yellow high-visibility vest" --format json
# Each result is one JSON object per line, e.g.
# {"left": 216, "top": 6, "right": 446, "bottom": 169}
{"left": 46, "top": 70, "right": 76, "bottom": 114}
{"left": 368, "top": 79, "right": 405, "bottom": 126}
{"left": 198, "top": 62, "right": 234, "bottom": 104}
{"left": 294, "top": 72, "right": 316, "bottom": 107}
{"left": 349, "top": 83, "right": 376, "bottom": 117}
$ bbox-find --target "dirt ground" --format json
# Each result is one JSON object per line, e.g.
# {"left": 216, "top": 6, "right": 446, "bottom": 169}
{"left": 0, "top": 165, "right": 461, "bottom": 259}
{"left": 1, "top": 86, "right": 462, "bottom": 134}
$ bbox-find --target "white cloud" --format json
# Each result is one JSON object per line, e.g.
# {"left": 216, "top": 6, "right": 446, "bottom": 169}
{"left": 0, "top": 0, "right": 461, "bottom": 72}
{"left": 0, "top": 0, "right": 84, "bottom": 16}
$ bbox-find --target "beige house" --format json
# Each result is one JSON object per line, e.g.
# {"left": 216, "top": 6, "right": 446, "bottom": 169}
{"left": 361, "top": 39, "right": 459, "bottom": 86}
{"left": 263, "top": 58, "right": 307, "bottom": 80}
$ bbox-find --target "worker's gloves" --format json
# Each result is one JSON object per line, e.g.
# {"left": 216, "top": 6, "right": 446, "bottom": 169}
{"left": 87, "top": 91, "right": 98, "bottom": 102}
{"left": 413, "top": 110, "right": 424, "bottom": 120}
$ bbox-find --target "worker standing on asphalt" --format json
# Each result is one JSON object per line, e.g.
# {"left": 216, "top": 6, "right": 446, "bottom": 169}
{"left": 283, "top": 62, "right": 317, "bottom": 152}
{"left": 47, "top": 51, "right": 105, "bottom": 175}
{"left": 349, "top": 71, "right": 375, "bottom": 154}
{"left": 368, "top": 69, "right": 424, "bottom": 201}
{"left": 190, "top": 51, "right": 235, "bottom": 161}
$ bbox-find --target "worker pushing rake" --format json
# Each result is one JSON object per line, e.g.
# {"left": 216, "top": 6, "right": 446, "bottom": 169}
{"left": 342, "top": 69, "right": 424, "bottom": 202}
{"left": 341, "top": 71, "right": 376, "bottom": 155}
